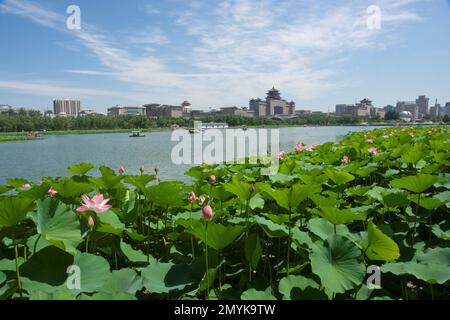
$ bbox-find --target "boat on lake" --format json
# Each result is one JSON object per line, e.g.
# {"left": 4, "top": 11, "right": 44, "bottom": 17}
{"left": 130, "top": 131, "right": 145, "bottom": 138}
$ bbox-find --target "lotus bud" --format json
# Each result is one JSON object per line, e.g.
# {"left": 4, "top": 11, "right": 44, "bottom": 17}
{"left": 202, "top": 205, "right": 214, "bottom": 221}
{"left": 118, "top": 165, "right": 125, "bottom": 175}
{"left": 198, "top": 195, "right": 206, "bottom": 205}
{"left": 88, "top": 216, "right": 95, "bottom": 228}
{"left": 139, "top": 165, "right": 145, "bottom": 174}
{"left": 188, "top": 191, "right": 196, "bottom": 203}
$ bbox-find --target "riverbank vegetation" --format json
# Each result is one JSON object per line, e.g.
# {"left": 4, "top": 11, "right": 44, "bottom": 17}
{"left": 0, "top": 126, "right": 449, "bottom": 300}
{"left": 0, "top": 135, "right": 27, "bottom": 142}
{"left": 0, "top": 108, "right": 407, "bottom": 133}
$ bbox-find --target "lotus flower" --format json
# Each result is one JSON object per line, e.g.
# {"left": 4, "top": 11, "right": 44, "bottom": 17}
{"left": 198, "top": 195, "right": 206, "bottom": 205}
{"left": 366, "top": 139, "right": 374, "bottom": 144}
{"left": 368, "top": 147, "right": 378, "bottom": 155}
{"left": 276, "top": 151, "right": 285, "bottom": 160}
{"left": 341, "top": 155, "right": 350, "bottom": 164}
{"left": 208, "top": 175, "right": 216, "bottom": 184}
{"left": 306, "top": 144, "right": 316, "bottom": 152}
{"left": 202, "top": 205, "right": 214, "bottom": 221}
{"left": 21, "top": 183, "right": 31, "bottom": 189}
{"left": 294, "top": 144, "right": 304, "bottom": 152}
{"left": 188, "top": 191, "right": 197, "bottom": 203}
{"left": 48, "top": 187, "right": 58, "bottom": 196}
{"left": 76, "top": 194, "right": 111, "bottom": 214}
{"left": 118, "top": 166, "right": 125, "bottom": 175}
{"left": 139, "top": 165, "right": 145, "bottom": 174}
{"left": 87, "top": 216, "right": 95, "bottom": 228}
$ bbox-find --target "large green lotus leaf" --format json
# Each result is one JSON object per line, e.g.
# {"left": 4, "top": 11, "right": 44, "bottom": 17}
{"left": 123, "top": 174, "right": 155, "bottom": 192}
{"left": 324, "top": 168, "right": 355, "bottom": 185}
{"left": 434, "top": 191, "right": 450, "bottom": 205}
{"left": 291, "top": 228, "right": 313, "bottom": 248}
{"left": 0, "top": 196, "right": 34, "bottom": 227}
{"left": 120, "top": 240, "right": 155, "bottom": 263}
{"left": 308, "top": 217, "right": 350, "bottom": 240}
{"left": 20, "top": 246, "right": 73, "bottom": 286}
{"left": 141, "top": 261, "right": 194, "bottom": 294}
{"left": 312, "top": 206, "right": 367, "bottom": 225}
{"left": 354, "top": 164, "right": 377, "bottom": 177}
{"left": 179, "top": 220, "right": 245, "bottom": 250}
{"left": 253, "top": 216, "right": 288, "bottom": 238}
{"left": 78, "top": 292, "right": 136, "bottom": 300}
{"left": 363, "top": 221, "right": 400, "bottom": 262}
{"left": 6, "top": 178, "right": 30, "bottom": 188}
{"left": 241, "top": 287, "right": 276, "bottom": 300}
{"left": 144, "top": 181, "right": 185, "bottom": 208}
{"left": 97, "top": 210, "right": 125, "bottom": 236}
{"left": 432, "top": 225, "right": 450, "bottom": 240}
{"left": 67, "top": 163, "right": 95, "bottom": 176}
{"left": 382, "top": 192, "right": 409, "bottom": 208}
{"left": 35, "top": 199, "right": 83, "bottom": 255}
{"left": 310, "top": 194, "right": 341, "bottom": 207}
{"left": 249, "top": 193, "right": 265, "bottom": 210}
{"left": 310, "top": 235, "right": 365, "bottom": 295}
{"left": 29, "top": 290, "right": 76, "bottom": 300}
{"left": 408, "top": 194, "right": 443, "bottom": 210}
{"left": 278, "top": 275, "right": 326, "bottom": 300}
{"left": 0, "top": 185, "right": 10, "bottom": 194}
{"left": 53, "top": 179, "right": 93, "bottom": 199}
{"left": 245, "top": 232, "right": 262, "bottom": 269}
{"left": 0, "top": 271, "right": 5, "bottom": 285}
{"left": 20, "top": 277, "right": 67, "bottom": 295}
{"left": 72, "top": 252, "right": 111, "bottom": 293}
{"left": 381, "top": 248, "right": 450, "bottom": 284}
{"left": 391, "top": 174, "right": 438, "bottom": 193}
{"left": 224, "top": 175, "right": 252, "bottom": 203}
{"left": 99, "top": 268, "right": 142, "bottom": 295}
{"left": 401, "top": 145, "right": 426, "bottom": 165}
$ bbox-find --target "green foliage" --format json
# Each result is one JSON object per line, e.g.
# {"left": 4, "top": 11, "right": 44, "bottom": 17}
{"left": 0, "top": 125, "right": 449, "bottom": 300}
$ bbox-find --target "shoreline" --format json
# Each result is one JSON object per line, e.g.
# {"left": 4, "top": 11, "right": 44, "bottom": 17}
{"left": 0, "top": 122, "right": 444, "bottom": 141}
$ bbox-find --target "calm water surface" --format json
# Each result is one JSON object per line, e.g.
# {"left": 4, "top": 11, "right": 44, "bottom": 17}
{"left": 0, "top": 126, "right": 379, "bottom": 184}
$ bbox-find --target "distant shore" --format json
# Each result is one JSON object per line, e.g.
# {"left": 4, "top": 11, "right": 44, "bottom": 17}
{"left": 0, "top": 122, "right": 444, "bottom": 143}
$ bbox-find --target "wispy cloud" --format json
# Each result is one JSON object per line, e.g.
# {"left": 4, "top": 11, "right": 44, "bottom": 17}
{"left": 0, "top": 80, "right": 124, "bottom": 98}
{"left": 0, "top": 0, "right": 425, "bottom": 109}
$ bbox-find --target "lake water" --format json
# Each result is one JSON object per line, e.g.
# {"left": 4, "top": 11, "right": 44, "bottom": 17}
{"left": 0, "top": 126, "right": 378, "bottom": 184}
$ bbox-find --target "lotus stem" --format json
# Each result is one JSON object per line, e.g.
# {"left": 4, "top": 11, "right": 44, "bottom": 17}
{"left": 205, "top": 221, "right": 210, "bottom": 300}
{"left": 33, "top": 234, "right": 41, "bottom": 255}
{"left": 14, "top": 244, "right": 22, "bottom": 297}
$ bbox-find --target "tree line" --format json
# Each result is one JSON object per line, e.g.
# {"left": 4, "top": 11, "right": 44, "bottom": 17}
{"left": 3, "top": 108, "right": 446, "bottom": 133}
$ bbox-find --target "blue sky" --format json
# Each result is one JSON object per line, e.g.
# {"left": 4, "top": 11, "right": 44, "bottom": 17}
{"left": 0, "top": 0, "right": 449, "bottom": 112}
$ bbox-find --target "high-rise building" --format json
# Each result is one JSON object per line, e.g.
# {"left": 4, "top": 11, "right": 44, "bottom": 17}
{"left": 336, "top": 104, "right": 351, "bottom": 114}
{"left": 53, "top": 99, "right": 81, "bottom": 116}
{"left": 384, "top": 105, "right": 396, "bottom": 113}
{"left": 416, "top": 95, "right": 429, "bottom": 116}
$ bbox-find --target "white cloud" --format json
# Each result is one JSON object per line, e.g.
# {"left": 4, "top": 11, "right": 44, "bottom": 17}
{"left": 0, "top": 80, "right": 124, "bottom": 98}
{"left": 0, "top": 0, "right": 425, "bottom": 109}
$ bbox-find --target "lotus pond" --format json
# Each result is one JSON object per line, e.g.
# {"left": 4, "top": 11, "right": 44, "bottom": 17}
{"left": 0, "top": 126, "right": 449, "bottom": 300}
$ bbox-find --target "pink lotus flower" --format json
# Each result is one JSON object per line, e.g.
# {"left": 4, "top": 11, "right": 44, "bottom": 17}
{"left": 368, "top": 147, "right": 378, "bottom": 155}
{"left": 118, "top": 166, "right": 125, "bottom": 175}
{"left": 188, "top": 191, "right": 197, "bottom": 203}
{"left": 198, "top": 195, "right": 206, "bottom": 205}
{"left": 276, "top": 151, "right": 285, "bottom": 160}
{"left": 366, "top": 138, "right": 374, "bottom": 144}
{"left": 294, "top": 143, "right": 304, "bottom": 152}
{"left": 208, "top": 175, "right": 216, "bottom": 184}
{"left": 139, "top": 165, "right": 145, "bottom": 174}
{"left": 341, "top": 155, "right": 350, "bottom": 164}
{"left": 48, "top": 187, "right": 58, "bottom": 196}
{"left": 87, "top": 216, "right": 95, "bottom": 228}
{"left": 21, "top": 183, "right": 31, "bottom": 189}
{"left": 202, "top": 205, "right": 214, "bottom": 221}
{"left": 76, "top": 194, "right": 112, "bottom": 214}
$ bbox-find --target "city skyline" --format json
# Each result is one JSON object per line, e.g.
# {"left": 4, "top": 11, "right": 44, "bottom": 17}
{"left": 1, "top": 0, "right": 450, "bottom": 112}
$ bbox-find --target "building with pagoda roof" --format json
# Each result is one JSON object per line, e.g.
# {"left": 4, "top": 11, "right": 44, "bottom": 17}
{"left": 249, "top": 87, "right": 295, "bottom": 116}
